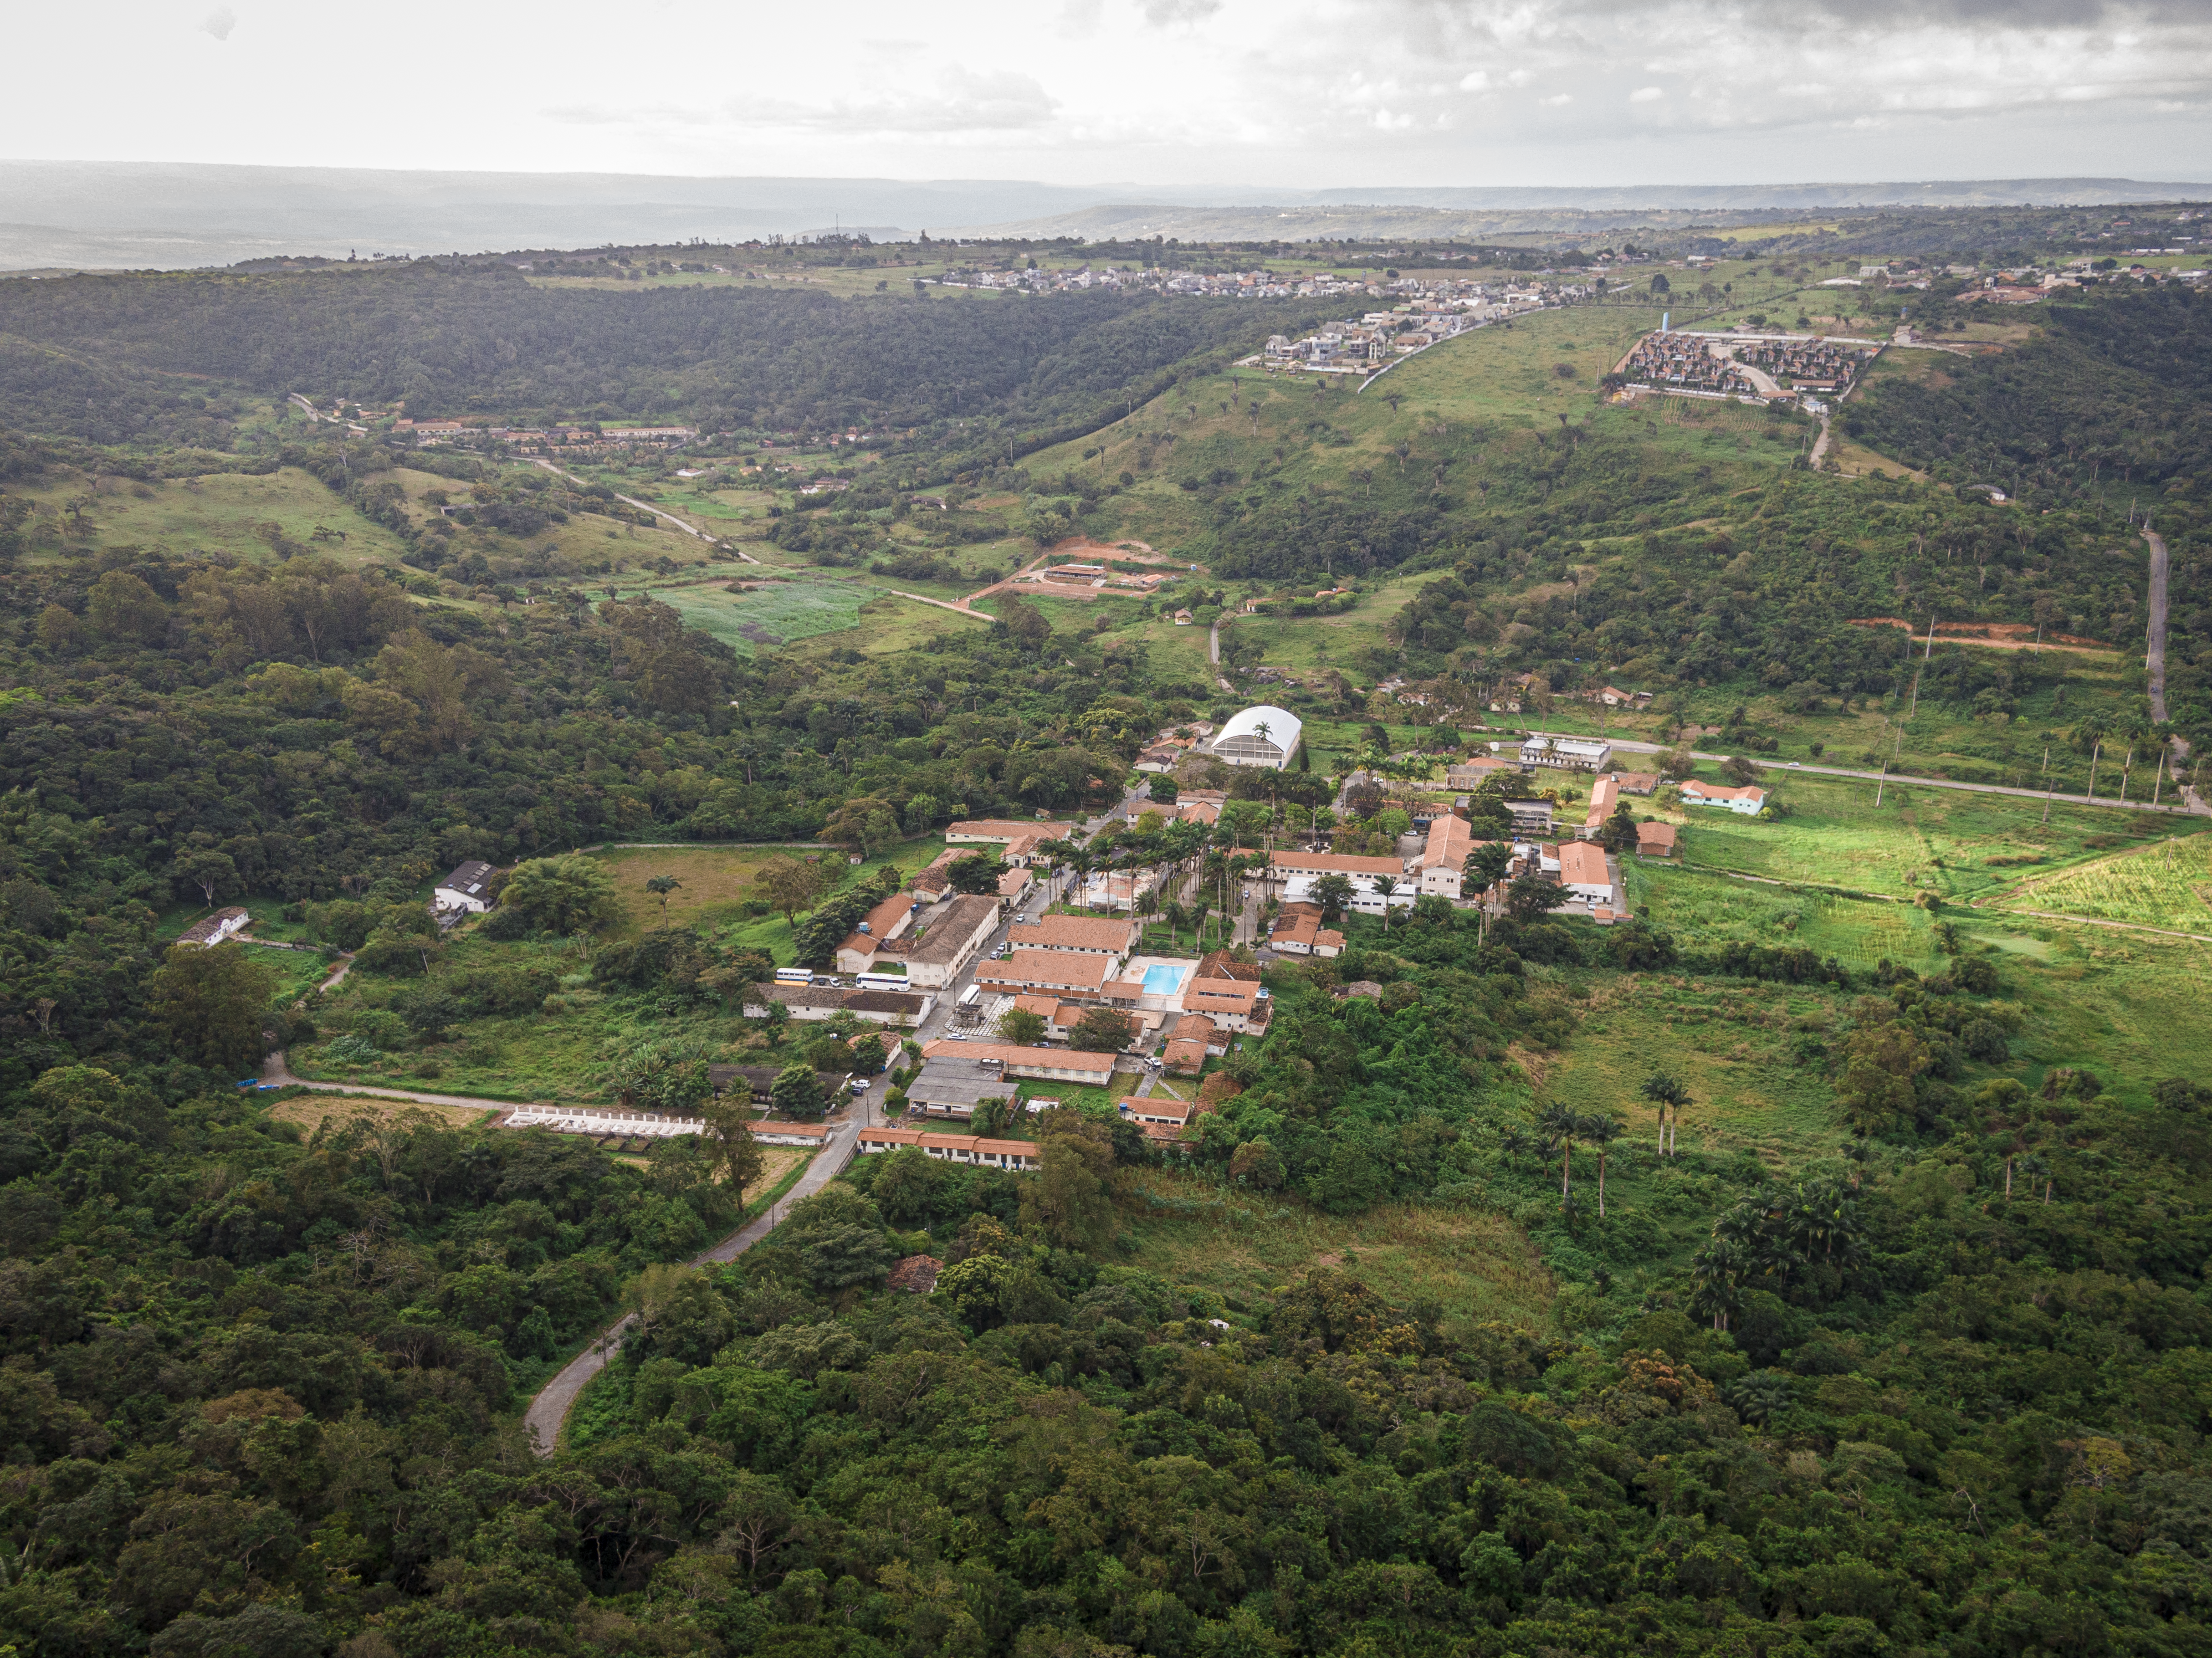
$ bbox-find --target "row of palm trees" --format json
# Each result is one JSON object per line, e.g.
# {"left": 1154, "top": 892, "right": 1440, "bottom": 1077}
{"left": 1041, "top": 813, "right": 1278, "bottom": 948}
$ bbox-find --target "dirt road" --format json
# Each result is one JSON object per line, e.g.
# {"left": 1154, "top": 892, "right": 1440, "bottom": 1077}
{"left": 258, "top": 1051, "right": 508, "bottom": 1112}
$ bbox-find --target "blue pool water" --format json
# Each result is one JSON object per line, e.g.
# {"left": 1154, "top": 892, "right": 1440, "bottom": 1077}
{"left": 1141, "top": 963, "right": 1191, "bottom": 996}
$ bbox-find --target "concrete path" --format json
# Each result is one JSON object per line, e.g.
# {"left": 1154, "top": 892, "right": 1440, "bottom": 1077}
{"left": 522, "top": 1119, "right": 861, "bottom": 1455}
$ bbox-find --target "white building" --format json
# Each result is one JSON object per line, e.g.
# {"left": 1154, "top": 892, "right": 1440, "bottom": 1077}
{"left": 1212, "top": 705, "right": 1303, "bottom": 770}
{"left": 1680, "top": 781, "right": 1768, "bottom": 815}
{"left": 1519, "top": 736, "right": 1612, "bottom": 772}
{"left": 434, "top": 860, "right": 498, "bottom": 914}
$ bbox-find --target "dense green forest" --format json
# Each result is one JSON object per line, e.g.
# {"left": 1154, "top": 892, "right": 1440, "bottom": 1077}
{"left": 4, "top": 239, "right": 2212, "bottom": 1658}
{"left": 0, "top": 264, "right": 1337, "bottom": 462}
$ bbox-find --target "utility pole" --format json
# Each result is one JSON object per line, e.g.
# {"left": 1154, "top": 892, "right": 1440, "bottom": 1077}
{"left": 2087, "top": 740, "right": 2101, "bottom": 803}
{"left": 2153, "top": 748, "right": 2166, "bottom": 808}
{"left": 2120, "top": 745, "right": 2133, "bottom": 804}
{"left": 1875, "top": 758, "right": 1888, "bottom": 807}
{"left": 2041, "top": 745, "right": 2052, "bottom": 823}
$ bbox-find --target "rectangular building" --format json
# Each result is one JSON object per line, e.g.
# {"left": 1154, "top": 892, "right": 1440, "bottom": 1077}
{"left": 902, "top": 894, "right": 1002, "bottom": 990}
{"left": 1006, "top": 915, "right": 1138, "bottom": 962}
{"left": 1519, "top": 736, "right": 1612, "bottom": 771}
{"left": 919, "top": 1040, "right": 1119, "bottom": 1087}
{"left": 974, "top": 949, "right": 1113, "bottom": 998}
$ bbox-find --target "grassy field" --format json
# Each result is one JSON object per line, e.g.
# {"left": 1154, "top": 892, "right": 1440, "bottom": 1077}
{"left": 1624, "top": 856, "right": 2212, "bottom": 1102}
{"left": 1994, "top": 833, "right": 2212, "bottom": 930}
{"left": 1475, "top": 653, "right": 2149, "bottom": 796}
{"left": 1119, "top": 1168, "right": 1556, "bottom": 1326}
{"left": 13, "top": 466, "right": 416, "bottom": 569}
{"left": 264, "top": 1093, "right": 498, "bottom": 1133}
{"left": 591, "top": 833, "right": 951, "bottom": 956}
{"left": 643, "top": 577, "right": 878, "bottom": 654}
{"left": 1666, "top": 766, "right": 2200, "bottom": 904}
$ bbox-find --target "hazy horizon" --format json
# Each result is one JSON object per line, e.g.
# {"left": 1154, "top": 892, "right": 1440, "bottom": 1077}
{"left": 11, "top": 1, "right": 2212, "bottom": 192}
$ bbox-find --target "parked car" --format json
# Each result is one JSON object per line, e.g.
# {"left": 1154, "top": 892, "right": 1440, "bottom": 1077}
{"left": 851, "top": 1078, "right": 871, "bottom": 1094}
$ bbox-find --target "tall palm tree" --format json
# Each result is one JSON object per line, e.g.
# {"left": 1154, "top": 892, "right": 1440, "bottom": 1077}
{"left": 1374, "top": 873, "right": 1398, "bottom": 929}
{"left": 1538, "top": 1102, "right": 1579, "bottom": 1202}
{"left": 1583, "top": 1113, "right": 1619, "bottom": 1217}
{"left": 1640, "top": 1071, "right": 1691, "bottom": 1157}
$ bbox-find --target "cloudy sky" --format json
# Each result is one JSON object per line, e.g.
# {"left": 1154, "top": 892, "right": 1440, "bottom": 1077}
{"left": 7, "top": 0, "right": 2210, "bottom": 187}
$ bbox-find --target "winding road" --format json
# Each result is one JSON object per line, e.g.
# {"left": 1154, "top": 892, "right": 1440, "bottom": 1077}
{"left": 521, "top": 1119, "right": 861, "bottom": 1455}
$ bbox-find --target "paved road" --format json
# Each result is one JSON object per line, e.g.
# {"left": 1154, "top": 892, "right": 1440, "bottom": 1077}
{"left": 1518, "top": 729, "right": 2203, "bottom": 817}
{"left": 2145, "top": 528, "right": 2203, "bottom": 812}
{"left": 523, "top": 1119, "right": 861, "bottom": 1455}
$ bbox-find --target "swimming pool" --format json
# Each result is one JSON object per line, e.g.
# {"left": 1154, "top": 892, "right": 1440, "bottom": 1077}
{"left": 1141, "top": 963, "right": 1191, "bottom": 996}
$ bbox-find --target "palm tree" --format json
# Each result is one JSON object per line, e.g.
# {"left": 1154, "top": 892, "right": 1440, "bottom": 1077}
{"left": 1688, "top": 1239, "right": 1743, "bottom": 1333}
{"left": 1583, "top": 1113, "right": 1619, "bottom": 1217}
{"left": 1640, "top": 1071, "right": 1691, "bottom": 1157}
{"left": 1538, "top": 1102, "right": 1579, "bottom": 1202}
{"left": 1374, "top": 873, "right": 1398, "bottom": 929}
{"left": 645, "top": 874, "right": 682, "bottom": 914}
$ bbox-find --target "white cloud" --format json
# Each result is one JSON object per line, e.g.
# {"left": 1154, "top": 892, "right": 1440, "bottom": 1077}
{"left": 1140, "top": 0, "right": 1221, "bottom": 24}
{"left": 4, "top": 0, "right": 2212, "bottom": 189}
{"left": 736, "top": 68, "right": 1061, "bottom": 135}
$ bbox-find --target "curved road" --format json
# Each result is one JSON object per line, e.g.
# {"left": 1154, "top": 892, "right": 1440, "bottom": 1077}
{"left": 528, "top": 457, "right": 761, "bottom": 562}
{"left": 259, "top": 1047, "right": 865, "bottom": 1454}
{"left": 522, "top": 1118, "right": 860, "bottom": 1454}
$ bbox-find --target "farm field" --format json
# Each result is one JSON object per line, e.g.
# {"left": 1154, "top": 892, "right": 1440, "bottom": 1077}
{"left": 644, "top": 576, "right": 879, "bottom": 654}
{"left": 1993, "top": 833, "right": 2212, "bottom": 930}
{"left": 1666, "top": 766, "right": 2200, "bottom": 903}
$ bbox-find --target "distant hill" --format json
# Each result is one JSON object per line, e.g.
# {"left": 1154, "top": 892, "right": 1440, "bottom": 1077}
{"left": 0, "top": 160, "right": 2204, "bottom": 270}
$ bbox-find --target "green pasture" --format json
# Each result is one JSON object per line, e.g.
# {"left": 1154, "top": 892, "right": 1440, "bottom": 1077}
{"left": 1995, "top": 833, "right": 2212, "bottom": 930}
{"left": 1623, "top": 854, "right": 2212, "bottom": 1103}
{"left": 1670, "top": 767, "right": 2197, "bottom": 903}
{"left": 645, "top": 577, "right": 877, "bottom": 655}
{"left": 11, "top": 466, "right": 414, "bottom": 569}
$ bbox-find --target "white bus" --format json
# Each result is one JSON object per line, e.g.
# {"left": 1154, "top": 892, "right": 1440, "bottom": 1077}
{"left": 957, "top": 984, "right": 982, "bottom": 1009}
{"left": 774, "top": 967, "right": 812, "bottom": 984}
{"left": 856, "top": 972, "right": 912, "bottom": 992}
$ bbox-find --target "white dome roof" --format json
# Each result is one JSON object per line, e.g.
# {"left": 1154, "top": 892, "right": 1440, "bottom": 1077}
{"left": 1215, "top": 705, "right": 1302, "bottom": 749}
